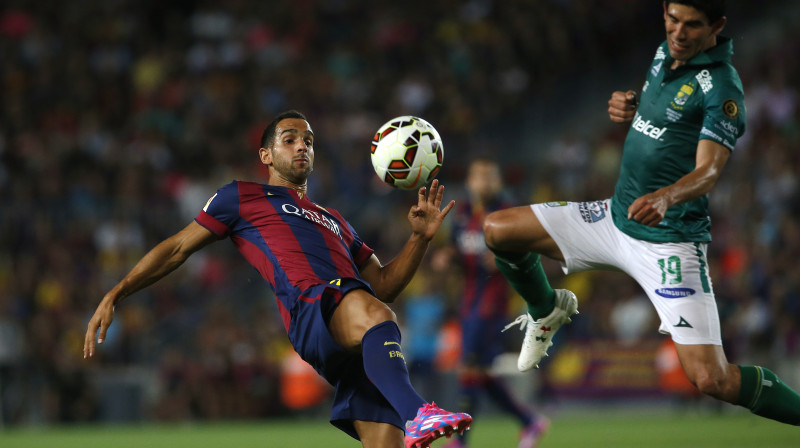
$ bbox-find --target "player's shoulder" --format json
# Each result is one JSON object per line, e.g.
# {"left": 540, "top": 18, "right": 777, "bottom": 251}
{"left": 210, "top": 179, "right": 266, "bottom": 205}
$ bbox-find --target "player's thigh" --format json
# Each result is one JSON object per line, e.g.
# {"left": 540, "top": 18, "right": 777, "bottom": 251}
{"left": 353, "top": 420, "right": 404, "bottom": 448}
{"left": 328, "top": 289, "right": 397, "bottom": 351}
{"left": 483, "top": 205, "right": 562, "bottom": 259}
{"left": 628, "top": 241, "right": 722, "bottom": 345}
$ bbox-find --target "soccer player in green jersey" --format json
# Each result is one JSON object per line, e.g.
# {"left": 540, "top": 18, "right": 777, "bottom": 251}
{"left": 485, "top": 0, "right": 800, "bottom": 426}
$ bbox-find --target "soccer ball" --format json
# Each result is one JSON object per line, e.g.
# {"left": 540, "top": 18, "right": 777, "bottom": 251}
{"left": 370, "top": 116, "right": 444, "bottom": 190}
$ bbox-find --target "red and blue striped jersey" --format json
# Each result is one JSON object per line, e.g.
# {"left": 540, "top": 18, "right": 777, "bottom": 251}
{"left": 195, "top": 181, "right": 375, "bottom": 330}
{"left": 451, "top": 198, "right": 511, "bottom": 320}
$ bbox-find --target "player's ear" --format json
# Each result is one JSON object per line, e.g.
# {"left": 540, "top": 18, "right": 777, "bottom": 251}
{"left": 711, "top": 16, "right": 726, "bottom": 35}
{"left": 259, "top": 147, "right": 272, "bottom": 165}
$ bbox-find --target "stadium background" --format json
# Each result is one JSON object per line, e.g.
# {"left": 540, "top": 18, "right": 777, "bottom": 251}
{"left": 0, "top": 0, "right": 798, "bottom": 438}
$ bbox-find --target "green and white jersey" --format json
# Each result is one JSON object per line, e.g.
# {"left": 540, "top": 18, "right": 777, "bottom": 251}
{"left": 611, "top": 37, "right": 746, "bottom": 243}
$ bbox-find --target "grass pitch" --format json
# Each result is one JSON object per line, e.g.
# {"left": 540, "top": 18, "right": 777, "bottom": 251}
{"left": 2, "top": 408, "right": 797, "bottom": 448}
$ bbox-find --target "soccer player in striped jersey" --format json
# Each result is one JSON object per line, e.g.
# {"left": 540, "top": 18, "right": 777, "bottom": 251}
{"left": 84, "top": 110, "right": 472, "bottom": 447}
{"left": 445, "top": 158, "right": 548, "bottom": 448}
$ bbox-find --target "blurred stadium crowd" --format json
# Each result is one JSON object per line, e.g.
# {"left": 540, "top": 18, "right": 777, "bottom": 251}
{"left": 0, "top": 0, "right": 798, "bottom": 425}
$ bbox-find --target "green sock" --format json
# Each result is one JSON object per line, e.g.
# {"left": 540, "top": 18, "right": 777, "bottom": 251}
{"left": 737, "top": 365, "right": 800, "bottom": 425}
{"left": 493, "top": 252, "right": 555, "bottom": 320}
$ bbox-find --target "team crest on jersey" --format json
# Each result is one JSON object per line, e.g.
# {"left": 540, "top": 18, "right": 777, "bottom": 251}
{"left": 578, "top": 201, "right": 606, "bottom": 223}
{"left": 670, "top": 83, "right": 695, "bottom": 110}
{"left": 655, "top": 46, "right": 666, "bottom": 60}
{"left": 722, "top": 99, "right": 739, "bottom": 119}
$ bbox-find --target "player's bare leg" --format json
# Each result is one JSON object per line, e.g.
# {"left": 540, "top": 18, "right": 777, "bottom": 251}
{"left": 674, "top": 343, "right": 740, "bottom": 402}
{"left": 483, "top": 206, "right": 563, "bottom": 260}
{"left": 327, "top": 289, "right": 397, "bottom": 351}
{"left": 329, "top": 289, "right": 472, "bottom": 447}
{"left": 676, "top": 342, "right": 800, "bottom": 425}
{"left": 353, "top": 420, "right": 404, "bottom": 448}
{"left": 484, "top": 206, "right": 578, "bottom": 370}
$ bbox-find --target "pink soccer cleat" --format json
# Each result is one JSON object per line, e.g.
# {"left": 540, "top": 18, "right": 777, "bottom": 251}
{"left": 518, "top": 415, "right": 550, "bottom": 448}
{"left": 404, "top": 402, "right": 472, "bottom": 448}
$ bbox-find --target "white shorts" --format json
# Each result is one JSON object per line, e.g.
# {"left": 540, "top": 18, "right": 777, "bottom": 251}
{"left": 532, "top": 199, "right": 721, "bottom": 345}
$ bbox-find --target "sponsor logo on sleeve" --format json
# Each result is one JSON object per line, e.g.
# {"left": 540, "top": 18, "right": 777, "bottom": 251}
{"left": 715, "top": 120, "right": 739, "bottom": 138}
{"left": 700, "top": 127, "right": 734, "bottom": 150}
{"left": 544, "top": 201, "right": 568, "bottom": 207}
{"left": 722, "top": 99, "right": 739, "bottom": 119}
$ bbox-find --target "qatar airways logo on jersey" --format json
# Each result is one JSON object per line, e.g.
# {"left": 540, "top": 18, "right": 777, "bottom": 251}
{"left": 632, "top": 113, "right": 667, "bottom": 140}
{"left": 281, "top": 204, "right": 342, "bottom": 239}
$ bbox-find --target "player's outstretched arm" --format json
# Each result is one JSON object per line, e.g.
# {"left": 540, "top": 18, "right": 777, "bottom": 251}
{"left": 83, "top": 221, "right": 218, "bottom": 358}
{"left": 359, "top": 179, "right": 455, "bottom": 303}
{"left": 628, "top": 139, "right": 730, "bottom": 226}
{"left": 608, "top": 90, "right": 638, "bottom": 123}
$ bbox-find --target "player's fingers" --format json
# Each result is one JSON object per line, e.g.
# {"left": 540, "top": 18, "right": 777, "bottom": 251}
{"left": 417, "top": 185, "right": 427, "bottom": 203}
{"left": 440, "top": 199, "right": 455, "bottom": 217}
{"left": 608, "top": 107, "right": 628, "bottom": 121}
{"left": 428, "top": 179, "right": 440, "bottom": 204}
{"left": 432, "top": 184, "right": 444, "bottom": 207}
{"left": 626, "top": 90, "right": 638, "bottom": 105}
{"left": 84, "top": 320, "right": 98, "bottom": 358}
{"left": 98, "top": 320, "right": 109, "bottom": 344}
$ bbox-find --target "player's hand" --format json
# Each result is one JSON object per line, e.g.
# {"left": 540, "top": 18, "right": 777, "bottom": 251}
{"left": 83, "top": 297, "right": 116, "bottom": 359}
{"left": 408, "top": 179, "right": 455, "bottom": 241}
{"left": 627, "top": 191, "right": 670, "bottom": 227}
{"left": 608, "top": 90, "right": 638, "bottom": 123}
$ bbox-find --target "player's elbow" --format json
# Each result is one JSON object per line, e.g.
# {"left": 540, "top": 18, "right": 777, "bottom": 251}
{"left": 378, "top": 292, "right": 398, "bottom": 304}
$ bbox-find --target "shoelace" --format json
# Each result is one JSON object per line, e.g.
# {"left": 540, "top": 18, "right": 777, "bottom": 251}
{"left": 502, "top": 314, "right": 532, "bottom": 333}
{"left": 419, "top": 402, "right": 440, "bottom": 416}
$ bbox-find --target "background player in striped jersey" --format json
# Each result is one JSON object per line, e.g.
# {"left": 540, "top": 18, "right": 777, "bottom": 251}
{"left": 84, "top": 110, "right": 472, "bottom": 448}
{"left": 483, "top": 0, "right": 800, "bottom": 426}
{"left": 444, "top": 158, "right": 549, "bottom": 448}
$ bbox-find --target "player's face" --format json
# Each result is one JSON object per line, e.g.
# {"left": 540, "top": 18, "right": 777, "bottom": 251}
{"left": 466, "top": 161, "right": 502, "bottom": 203}
{"left": 262, "top": 118, "right": 315, "bottom": 184}
{"left": 663, "top": 2, "right": 725, "bottom": 65}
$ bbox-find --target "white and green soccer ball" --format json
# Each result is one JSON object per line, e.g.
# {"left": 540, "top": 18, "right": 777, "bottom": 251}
{"left": 370, "top": 116, "right": 443, "bottom": 190}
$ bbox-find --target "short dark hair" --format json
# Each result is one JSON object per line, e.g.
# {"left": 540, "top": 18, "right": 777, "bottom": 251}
{"left": 666, "top": 0, "right": 726, "bottom": 24}
{"left": 260, "top": 110, "right": 308, "bottom": 149}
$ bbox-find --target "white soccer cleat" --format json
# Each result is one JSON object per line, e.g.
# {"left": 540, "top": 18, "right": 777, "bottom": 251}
{"left": 503, "top": 289, "right": 578, "bottom": 371}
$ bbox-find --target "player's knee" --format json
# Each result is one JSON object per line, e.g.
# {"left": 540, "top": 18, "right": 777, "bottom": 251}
{"left": 367, "top": 306, "right": 397, "bottom": 326}
{"left": 482, "top": 212, "right": 504, "bottom": 250}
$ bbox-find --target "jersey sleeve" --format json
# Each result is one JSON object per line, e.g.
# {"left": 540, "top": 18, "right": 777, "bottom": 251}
{"left": 345, "top": 220, "right": 375, "bottom": 267}
{"left": 699, "top": 67, "right": 746, "bottom": 151}
{"left": 195, "top": 181, "right": 240, "bottom": 238}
